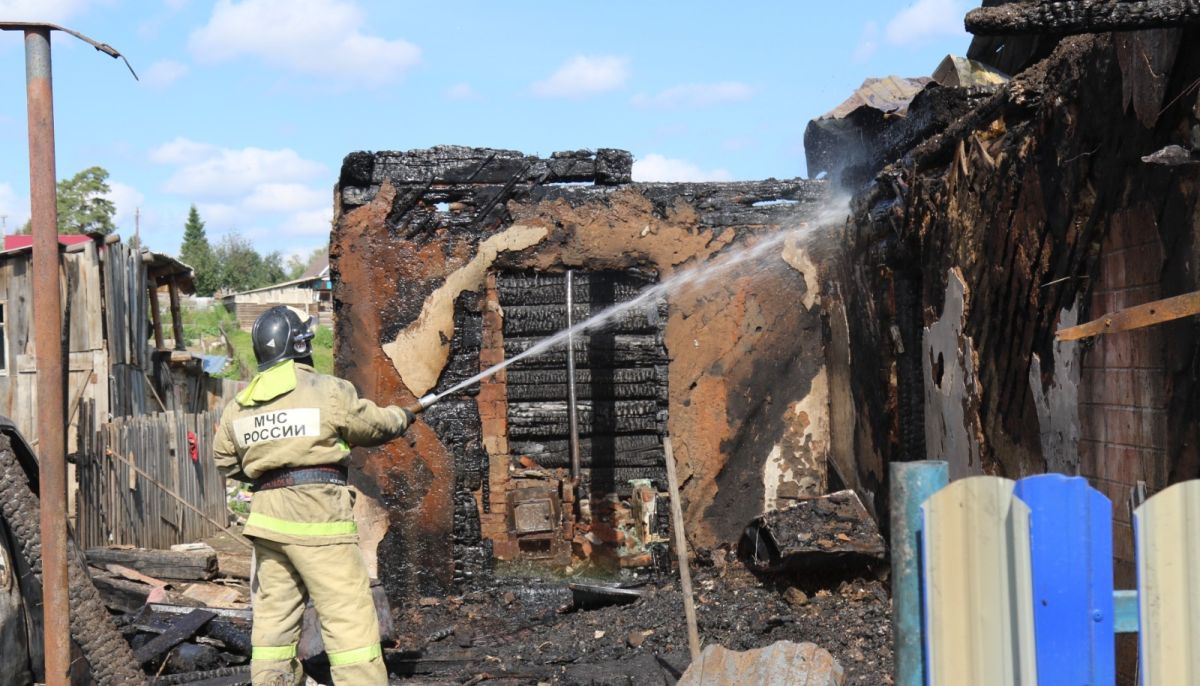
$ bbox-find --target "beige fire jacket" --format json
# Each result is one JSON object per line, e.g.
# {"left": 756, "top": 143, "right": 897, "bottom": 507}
{"left": 214, "top": 361, "right": 409, "bottom": 545}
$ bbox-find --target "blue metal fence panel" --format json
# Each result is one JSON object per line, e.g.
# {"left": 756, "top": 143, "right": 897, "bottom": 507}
{"left": 1014, "top": 474, "right": 1114, "bottom": 686}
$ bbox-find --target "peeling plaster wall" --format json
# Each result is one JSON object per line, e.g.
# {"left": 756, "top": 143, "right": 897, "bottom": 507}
{"left": 331, "top": 147, "right": 837, "bottom": 599}
{"left": 922, "top": 269, "right": 984, "bottom": 480}
{"left": 1029, "top": 303, "right": 1081, "bottom": 475}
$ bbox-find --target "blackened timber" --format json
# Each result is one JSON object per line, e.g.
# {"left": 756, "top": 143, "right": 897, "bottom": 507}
{"left": 511, "top": 434, "right": 665, "bottom": 468}
{"left": 506, "top": 381, "right": 668, "bottom": 402}
{"left": 504, "top": 335, "right": 667, "bottom": 368}
{"left": 966, "top": 0, "right": 1200, "bottom": 36}
{"left": 133, "top": 609, "right": 216, "bottom": 664}
{"left": 86, "top": 546, "right": 218, "bottom": 580}
{"left": 506, "top": 367, "right": 668, "bottom": 388}
{"left": 502, "top": 303, "right": 668, "bottom": 336}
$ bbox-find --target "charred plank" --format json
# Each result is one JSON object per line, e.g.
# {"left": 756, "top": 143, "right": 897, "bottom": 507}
{"left": 966, "top": 0, "right": 1200, "bottom": 36}
{"left": 86, "top": 547, "right": 218, "bottom": 581}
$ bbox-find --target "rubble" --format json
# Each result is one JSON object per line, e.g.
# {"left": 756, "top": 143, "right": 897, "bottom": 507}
{"left": 678, "top": 640, "right": 845, "bottom": 686}
{"left": 740, "top": 490, "right": 887, "bottom": 576}
{"left": 380, "top": 560, "right": 890, "bottom": 685}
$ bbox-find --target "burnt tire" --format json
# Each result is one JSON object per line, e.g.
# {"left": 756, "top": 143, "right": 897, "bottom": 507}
{"left": 0, "top": 437, "right": 147, "bottom": 684}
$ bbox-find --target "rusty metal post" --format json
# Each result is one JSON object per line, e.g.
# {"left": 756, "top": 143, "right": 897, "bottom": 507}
{"left": 25, "top": 26, "right": 70, "bottom": 686}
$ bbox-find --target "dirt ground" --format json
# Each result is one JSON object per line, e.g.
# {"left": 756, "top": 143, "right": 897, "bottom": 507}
{"left": 380, "top": 550, "right": 892, "bottom": 685}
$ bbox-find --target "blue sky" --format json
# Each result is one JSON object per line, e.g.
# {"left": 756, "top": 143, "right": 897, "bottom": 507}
{"left": 0, "top": 0, "right": 974, "bottom": 260}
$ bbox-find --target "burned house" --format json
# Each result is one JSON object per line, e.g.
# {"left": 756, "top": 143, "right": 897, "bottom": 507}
{"left": 330, "top": 147, "right": 851, "bottom": 599}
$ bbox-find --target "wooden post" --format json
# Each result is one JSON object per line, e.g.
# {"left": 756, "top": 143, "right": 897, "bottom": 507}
{"left": 148, "top": 273, "right": 165, "bottom": 350}
{"left": 167, "top": 276, "right": 185, "bottom": 351}
{"left": 663, "top": 437, "right": 701, "bottom": 661}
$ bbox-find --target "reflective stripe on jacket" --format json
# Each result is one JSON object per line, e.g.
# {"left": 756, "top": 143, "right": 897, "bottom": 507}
{"left": 214, "top": 361, "right": 408, "bottom": 545}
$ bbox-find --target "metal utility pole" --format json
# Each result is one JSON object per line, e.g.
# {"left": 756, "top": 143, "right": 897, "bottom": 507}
{"left": 24, "top": 28, "right": 69, "bottom": 684}
{"left": 565, "top": 270, "right": 582, "bottom": 498}
{"left": 0, "top": 23, "right": 135, "bottom": 685}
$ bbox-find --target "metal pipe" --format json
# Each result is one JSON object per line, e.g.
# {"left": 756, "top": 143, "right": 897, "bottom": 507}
{"left": 565, "top": 270, "right": 581, "bottom": 483}
{"left": 25, "top": 27, "right": 70, "bottom": 686}
{"left": 890, "top": 460, "right": 949, "bottom": 686}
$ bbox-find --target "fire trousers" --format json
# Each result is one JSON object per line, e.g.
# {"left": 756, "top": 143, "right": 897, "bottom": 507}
{"left": 250, "top": 539, "right": 386, "bottom": 685}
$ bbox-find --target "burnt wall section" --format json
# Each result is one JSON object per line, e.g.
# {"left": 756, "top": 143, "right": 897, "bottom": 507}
{"left": 841, "top": 31, "right": 1200, "bottom": 680}
{"left": 332, "top": 146, "right": 834, "bottom": 600}
{"left": 499, "top": 270, "right": 670, "bottom": 495}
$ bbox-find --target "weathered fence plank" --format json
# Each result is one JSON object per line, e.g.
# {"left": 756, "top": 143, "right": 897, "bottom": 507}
{"left": 921, "top": 476, "right": 1037, "bottom": 686}
{"left": 1134, "top": 480, "right": 1200, "bottom": 686}
{"left": 78, "top": 410, "right": 227, "bottom": 550}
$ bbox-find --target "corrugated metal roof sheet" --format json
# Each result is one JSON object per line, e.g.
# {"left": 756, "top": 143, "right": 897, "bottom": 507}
{"left": 1134, "top": 480, "right": 1200, "bottom": 685}
{"left": 818, "top": 76, "right": 932, "bottom": 120}
{"left": 922, "top": 476, "right": 1037, "bottom": 685}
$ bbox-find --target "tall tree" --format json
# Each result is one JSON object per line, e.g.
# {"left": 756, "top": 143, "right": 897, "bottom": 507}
{"left": 18, "top": 166, "right": 117, "bottom": 235}
{"left": 180, "top": 205, "right": 218, "bottom": 296}
{"left": 211, "top": 233, "right": 290, "bottom": 294}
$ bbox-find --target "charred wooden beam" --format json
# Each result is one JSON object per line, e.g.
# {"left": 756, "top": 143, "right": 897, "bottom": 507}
{"left": 86, "top": 546, "right": 218, "bottom": 580}
{"left": 966, "top": 0, "right": 1200, "bottom": 36}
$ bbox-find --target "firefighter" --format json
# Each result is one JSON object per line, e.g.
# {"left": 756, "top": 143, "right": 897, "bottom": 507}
{"left": 214, "top": 306, "right": 414, "bottom": 685}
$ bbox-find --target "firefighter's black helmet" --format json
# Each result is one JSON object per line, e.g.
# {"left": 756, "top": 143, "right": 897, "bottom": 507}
{"left": 251, "top": 306, "right": 314, "bottom": 371}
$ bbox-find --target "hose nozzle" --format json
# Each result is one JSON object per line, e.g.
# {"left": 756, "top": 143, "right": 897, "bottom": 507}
{"left": 403, "top": 393, "right": 439, "bottom": 416}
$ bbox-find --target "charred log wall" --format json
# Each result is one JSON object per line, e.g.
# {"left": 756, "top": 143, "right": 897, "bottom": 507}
{"left": 845, "top": 29, "right": 1200, "bottom": 681}
{"left": 500, "top": 270, "right": 670, "bottom": 494}
{"left": 332, "top": 146, "right": 835, "bottom": 601}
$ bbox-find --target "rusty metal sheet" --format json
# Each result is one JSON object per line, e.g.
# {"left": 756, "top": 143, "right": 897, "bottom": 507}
{"left": 1134, "top": 480, "right": 1200, "bottom": 686}
{"left": 922, "top": 476, "right": 1037, "bottom": 686}
{"left": 1055, "top": 290, "right": 1200, "bottom": 341}
{"left": 677, "top": 640, "right": 845, "bottom": 686}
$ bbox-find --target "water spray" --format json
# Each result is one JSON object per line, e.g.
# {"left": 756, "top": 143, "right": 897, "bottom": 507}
{"left": 403, "top": 198, "right": 849, "bottom": 415}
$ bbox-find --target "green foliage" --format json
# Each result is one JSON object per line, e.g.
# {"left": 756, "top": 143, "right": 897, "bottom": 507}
{"left": 181, "top": 206, "right": 219, "bottom": 296}
{"left": 211, "top": 234, "right": 288, "bottom": 294}
{"left": 19, "top": 166, "right": 117, "bottom": 235}
{"left": 181, "top": 302, "right": 333, "bottom": 381}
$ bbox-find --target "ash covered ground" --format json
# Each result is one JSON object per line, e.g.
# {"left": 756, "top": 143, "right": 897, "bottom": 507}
{"left": 380, "top": 549, "right": 892, "bottom": 685}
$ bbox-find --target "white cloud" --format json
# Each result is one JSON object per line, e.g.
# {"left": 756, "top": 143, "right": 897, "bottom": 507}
{"left": 0, "top": 0, "right": 90, "bottom": 22}
{"left": 445, "top": 83, "right": 477, "bottom": 100}
{"left": 532, "top": 55, "right": 629, "bottom": 98}
{"left": 885, "top": 0, "right": 969, "bottom": 46}
{"left": 853, "top": 21, "right": 880, "bottom": 63}
{"left": 286, "top": 208, "right": 333, "bottom": 235}
{"left": 632, "top": 82, "right": 754, "bottom": 109}
{"left": 105, "top": 181, "right": 145, "bottom": 230}
{"left": 189, "top": 0, "right": 421, "bottom": 85}
{"left": 195, "top": 202, "right": 238, "bottom": 229}
{"left": 150, "top": 139, "right": 326, "bottom": 198}
{"left": 143, "top": 60, "right": 188, "bottom": 88}
{"left": 149, "top": 137, "right": 218, "bottom": 165}
{"left": 632, "top": 154, "right": 733, "bottom": 183}
{"left": 243, "top": 183, "right": 328, "bottom": 212}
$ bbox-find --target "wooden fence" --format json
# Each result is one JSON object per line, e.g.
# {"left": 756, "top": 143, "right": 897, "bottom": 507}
{"left": 76, "top": 409, "right": 228, "bottom": 550}
{"left": 893, "top": 469, "right": 1200, "bottom": 686}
